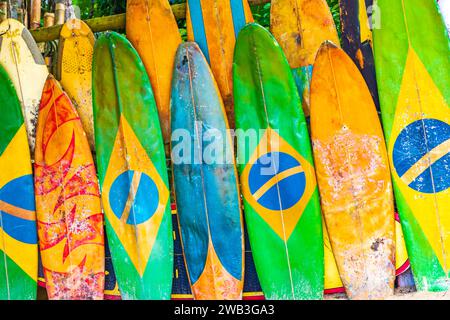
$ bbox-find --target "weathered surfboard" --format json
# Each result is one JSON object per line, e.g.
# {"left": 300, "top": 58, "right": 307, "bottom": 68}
{"left": 311, "top": 42, "right": 396, "bottom": 300}
{"left": 34, "top": 75, "right": 104, "bottom": 300}
{"left": 270, "top": 0, "right": 339, "bottom": 117}
{"left": 0, "top": 65, "right": 38, "bottom": 300}
{"left": 171, "top": 42, "right": 244, "bottom": 300}
{"left": 339, "top": 0, "right": 416, "bottom": 291}
{"left": 93, "top": 32, "right": 173, "bottom": 300}
{"left": 234, "top": 23, "right": 323, "bottom": 300}
{"left": 57, "top": 19, "right": 96, "bottom": 151}
{"left": 126, "top": 0, "right": 181, "bottom": 146}
{"left": 339, "top": 0, "right": 380, "bottom": 109}
{"left": 0, "top": 19, "right": 49, "bottom": 153}
{"left": 373, "top": 0, "right": 450, "bottom": 292}
{"left": 186, "top": 0, "right": 253, "bottom": 128}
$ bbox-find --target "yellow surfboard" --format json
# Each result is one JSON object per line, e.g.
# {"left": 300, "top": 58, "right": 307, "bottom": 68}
{"left": 126, "top": 0, "right": 181, "bottom": 147}
{"left": 311, "top": 42, "right": 396, "bottom": 300}
{"left": 57, "top": 19, "right": 96, "bottom": 151}
{"left": 0, "top": 19, "right": 49, "bottom": 153}
{"left": 270, "top": 0, "right": 339, "bottom": 117}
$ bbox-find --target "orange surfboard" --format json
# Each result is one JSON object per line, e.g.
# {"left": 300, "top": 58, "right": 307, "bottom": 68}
{"left": 186, "top": 0, "right": 253, "bottom": 128}
{"left": 126, "top": 0, "right": 181, "bottom": 146}
{"left": 34, "top": 75, "right": 105, "bottom": 300}
{"left": 310, "top": 42, "right": 395, "bottom": 300}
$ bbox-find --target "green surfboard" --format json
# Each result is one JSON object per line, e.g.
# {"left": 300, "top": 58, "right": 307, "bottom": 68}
{"left": 233, "top": 23, "right": 323, "bottom": 300}
{"left": 373, "top": 0, "right": 450, "bottom": 291}
{"left": 0, "top": 65, "right": 38, "bottom": 300}
{"left": 92, "top": 32, "right": 173, "bottom": 299}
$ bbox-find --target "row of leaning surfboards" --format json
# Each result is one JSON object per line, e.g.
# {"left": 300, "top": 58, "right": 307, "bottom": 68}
{"left": 0, "top": 0, "right": 448, "bottom": 300}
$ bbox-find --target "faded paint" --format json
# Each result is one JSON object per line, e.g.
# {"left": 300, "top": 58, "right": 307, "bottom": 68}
{"left": 34, "top": 76, "right": 105, "bottom": 300}
{"left": 0, "top": 19, "right": 48, "bottom": 155}
{"left": 311, "top": 43, "right": 395, "bottom": 300}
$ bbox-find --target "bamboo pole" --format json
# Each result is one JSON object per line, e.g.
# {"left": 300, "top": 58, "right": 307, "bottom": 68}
{"left": 43, "top": 12, "right": 54, "bottom": 70}
{"left": 0, "top": 1, "right": 7, "bottom": 22}
{"left": 44, "top": 11, "right": 54, "bottom": 27}
{"left": 55, "top": 2, "right": 65, "bottom": 25}
{"left": 30, "top": 0, "right": 40, "bottom": 29}
{"left": 30, "top": 0, "right": 270, "bottom": 43}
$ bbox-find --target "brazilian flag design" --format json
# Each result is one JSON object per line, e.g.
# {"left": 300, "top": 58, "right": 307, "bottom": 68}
{"left": 234, "top": 23, "right": 323, "bottom": 300}
{"left": 0, "top": 65, "right": 37, "bottom": 300}
{"left": 373, "top": 0, "right": 450, "bottom": 291}
{"left": 93, "top": 32, "right": 173, "bottom": 299}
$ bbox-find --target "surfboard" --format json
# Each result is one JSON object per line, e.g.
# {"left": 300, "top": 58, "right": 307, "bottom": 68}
{"left": 186, "top": 0, "right": 253, "bottom": 128}
{"left": 310, "top": 42, "right": 396, "bottom": 300}
{"left": 126, "top": 0, "right": 181, "bottom": 147}
{"left": 234, "top": 23, "right": 323, "bottom": 300}
{"left": 0, "top": 19, "right": 49, "bottom": 154}
{"left": 0, "top": 65, "right": 38, "bottom": 300}
{"left": 269, "top": 0, "right": 341, "bottom": 294}
{"left": 171, "top": 42, "right": 244, "bottom": 300}
{"left": 437, "top": 0, "right": 450, "bottom": 32}
{"left": 373, "top": 0, "right": 450, "bottom": 292}
{"left": 93, "top": 32, "right": 173, "bottom": 300}
{"left": 395, "top": 213, "right": 415, "bottom": 289}
{"left": 270, "top": 0, "right": 339, "bottom": 117}
{"left": 339, "top": 0, "right": 416, "bottom": 291}
{"left": 323, "top": 222, "right": 344, "bottom": 294}
{"left": 57, "top": 19, "right": 96, "bottom": 151}
{"left": 34, "top": 75, "right": 104, "bottom": 300}
{"left": 339, "top": 0, "right": 380, "bottom": 109}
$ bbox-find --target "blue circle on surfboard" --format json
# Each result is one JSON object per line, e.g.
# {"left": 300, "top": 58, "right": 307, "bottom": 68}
{"left": 393, "top": 119, "right": 450, "bottom": 193}
{"left": 110, "top": 171, "right": 159, "bottom": 225}
{"left": 0, "top": 175, "right": 37, "bottom": 244}
{"left": 248, "top": 152, "right": 306, "bottom": 211}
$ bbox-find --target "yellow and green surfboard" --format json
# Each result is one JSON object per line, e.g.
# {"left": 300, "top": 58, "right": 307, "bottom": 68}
{"left": 234, "top": 23, "right": 323, "bottom": 300}
{"left": 0, "top": 65, "right": 37, "bottom": 300}
{"left": 373, "top": 0, "right": 450, "bottom": 292}
{"left": 93, "top": 32, "right": 173, "bottom": 299}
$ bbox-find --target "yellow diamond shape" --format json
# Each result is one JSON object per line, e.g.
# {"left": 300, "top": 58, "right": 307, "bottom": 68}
{"left": 102, "top": 115, "right": 169, "bottom": 276}
{"left": 240, "top": 128, "right": 317, "bottom": 239}
{"left": 388, "top": 48, "right": 450, "bottom": 273}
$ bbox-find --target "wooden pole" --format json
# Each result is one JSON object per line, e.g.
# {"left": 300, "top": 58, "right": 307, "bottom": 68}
{"left": 0, "top": 1, "right": 7, "bottom": 22}
{"left": 44, "top": 12, "right": 54, "bottom": 27}
{"left": 30, "top": 0, "right": 270, "bottom": 43}
{"left": 55, "top": 2, "right": 65, "bottom": 25}
{"left": 30, "top": 0, "right": 40, "bottom": 29}
{"left": 43, "top": 12, "right": 54, "bottom": 70}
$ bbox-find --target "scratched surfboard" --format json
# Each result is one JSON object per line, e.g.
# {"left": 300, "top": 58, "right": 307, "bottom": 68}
{"left": 0, "top": 65, "right": 38, "bottom": 300}
{"left": 270, "top": 0, "right": 339, "bottom": 118}
{"left": 339, "top": 0, "right": 416, "bottom": 291}
{"left": 186, "top": 0, "right": 253, "bottom": 128}
{"left": 373, "top": 0, "right": 450, "bottom": 292}
{"left": 171, "top": 42, "right": 244, "bottom": 300}
{"left": 310, "top": 42, "right": 396, "bottom": 300}
{"left": 93, "top": 32, "right": 173, "bottom": 300}
{"left": 234, "top": 23, "right": 323, "bottom": 300}
{"left": 0, "top": 19, "right": 49, "bottom": 154}
{"left": 34, "top": 75, "right": 105, "bottom": 300}
{"left": 126, "top": 0, "right": 182, "bottom": 147}
{"left": 57, "top": 19, "right": 96, "bottom": 151}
